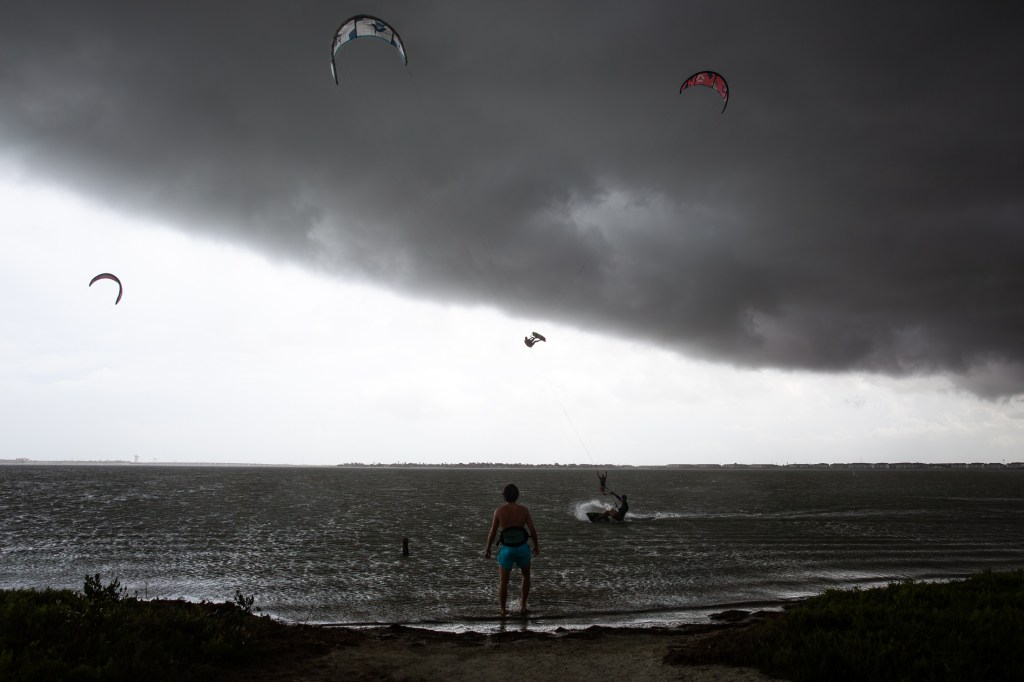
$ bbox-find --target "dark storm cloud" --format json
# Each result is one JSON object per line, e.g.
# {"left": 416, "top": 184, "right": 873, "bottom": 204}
{"left": 2, "top": 1, "right": 1023, "bottom": 396}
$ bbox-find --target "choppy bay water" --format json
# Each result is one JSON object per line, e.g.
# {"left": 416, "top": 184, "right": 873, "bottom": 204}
{"left": 2, "top": 465, "right": 1022, "bottom": 631}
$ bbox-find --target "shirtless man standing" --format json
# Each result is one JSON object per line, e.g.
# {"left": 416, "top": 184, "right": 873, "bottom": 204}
{"left": 484, "top": 483, "right": 540, "bottom": 616}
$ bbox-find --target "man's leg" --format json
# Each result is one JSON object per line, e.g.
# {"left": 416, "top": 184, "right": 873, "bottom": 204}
{"left": 519, "top": 565, "right": 531, "bottom": 613}
{"left": 498, "top": 567, "right": 511, "bottom": 616}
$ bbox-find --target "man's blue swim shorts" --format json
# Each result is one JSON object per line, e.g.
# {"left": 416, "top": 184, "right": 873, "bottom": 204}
{"left": 496, "top": 543, "right": 532, "bottom": 571}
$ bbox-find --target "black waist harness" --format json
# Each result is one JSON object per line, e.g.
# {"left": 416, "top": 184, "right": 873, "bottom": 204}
{"left": 499, "top": 526, "right": 530, "bottom": 547}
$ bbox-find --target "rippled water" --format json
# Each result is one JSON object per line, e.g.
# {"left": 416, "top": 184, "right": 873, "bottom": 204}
{"left": 2, "top": 465, "right": 1022, "bottom": 630}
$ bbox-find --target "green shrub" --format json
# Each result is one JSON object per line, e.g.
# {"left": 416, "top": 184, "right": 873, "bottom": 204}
{"left": 231, "top": 590, "right": 256, "bottom": 614}
{"left": 671, "top": 570, "right": 1024, "bottom": 681}
{"left": 82, "top": 573, "right": 128, "bottom": 606}
{"left": 0, "top": 575, "right": 289, "bottom": 681}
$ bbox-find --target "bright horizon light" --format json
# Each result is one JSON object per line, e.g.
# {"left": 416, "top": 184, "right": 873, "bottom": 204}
{"left": 2, "top": 174, "right": 1023, "bottom": 466}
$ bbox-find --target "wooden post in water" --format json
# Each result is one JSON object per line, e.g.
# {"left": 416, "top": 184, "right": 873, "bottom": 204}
{"left": 402, "top": 537, "right": 409, "bottom": 556}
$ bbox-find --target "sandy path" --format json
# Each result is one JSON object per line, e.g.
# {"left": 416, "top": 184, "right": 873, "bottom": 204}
{"left": 228, "top": 623, "right": 778, "bottom": 682}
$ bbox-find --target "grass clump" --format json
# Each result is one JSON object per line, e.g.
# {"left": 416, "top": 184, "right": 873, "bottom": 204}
{"left": 0, "top": 575, "right": 315, "bottom": 682}
{"left": 669, "top": 570, "right": 1024, "bottom": 681}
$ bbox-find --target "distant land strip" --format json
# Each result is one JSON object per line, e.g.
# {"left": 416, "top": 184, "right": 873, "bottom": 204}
{"left": 2, "top": 459, "right": 1022, "bottom": 469}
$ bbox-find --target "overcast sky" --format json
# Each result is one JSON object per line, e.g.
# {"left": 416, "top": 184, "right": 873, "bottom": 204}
{"left": 2, "top": 2, "right": 1022, "bottom": 465}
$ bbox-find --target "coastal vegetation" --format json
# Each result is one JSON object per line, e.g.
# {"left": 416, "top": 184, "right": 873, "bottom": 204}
{"left": 0, "top": 575, "right": 328, "bottom": 681}
{"left": 2, "top": 571, "right": 1022, "bottom": 680}
{"left": 669, "top": 569, "right": 1024, "bottom": 680}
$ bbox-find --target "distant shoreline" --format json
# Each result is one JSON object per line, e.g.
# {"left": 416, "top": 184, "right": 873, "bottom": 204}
{"left": 2, "top": 459, "right": 1022, "bottom": 469}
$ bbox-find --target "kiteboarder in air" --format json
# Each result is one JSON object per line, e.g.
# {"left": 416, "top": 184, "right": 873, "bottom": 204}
{"left": 523, "top": 331, "right": 547, "bottom": 348}
{"left": 597, "top": 471, "right": 608, "bottom": 494}
{"left": 601, "top": 492, "right": 628, "bottom": 521}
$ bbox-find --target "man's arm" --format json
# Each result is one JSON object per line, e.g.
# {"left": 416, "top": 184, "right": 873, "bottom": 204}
{"left": 484, "top": 513, "right": 499, "bottom": 558}
{"left": 526, "top": 511, "right": 539, "bottom": 556}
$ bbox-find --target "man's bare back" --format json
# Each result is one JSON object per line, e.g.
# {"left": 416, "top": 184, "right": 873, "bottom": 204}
{"left": 494, "top": 502, "right": 531, "bottom": 529}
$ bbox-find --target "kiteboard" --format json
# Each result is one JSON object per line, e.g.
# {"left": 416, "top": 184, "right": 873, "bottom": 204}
{"left": 586, "top": 511, "right": 610, "bottom": 523}
{"left": 531, "top": 332, "right": 547, "bottom": 342}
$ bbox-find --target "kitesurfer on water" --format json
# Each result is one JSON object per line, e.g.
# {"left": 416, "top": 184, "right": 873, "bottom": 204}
{"left": 484, "top": 483, "right": 540, "bottom": 617}
{"left": 601, "top": 492, "right": 628, "bottom": 521}
{"left": 597, "top": 471, "right": 608, "bottom": 494}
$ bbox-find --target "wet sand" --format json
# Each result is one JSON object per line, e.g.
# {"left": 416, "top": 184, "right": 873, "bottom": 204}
{"left": 221, "top": 614, "right": 780, "bottom": 682}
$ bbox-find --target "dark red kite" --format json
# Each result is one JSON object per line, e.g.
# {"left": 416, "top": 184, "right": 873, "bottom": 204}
{"left": 680, "top": 71, "right": 729, "bottom": 113}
